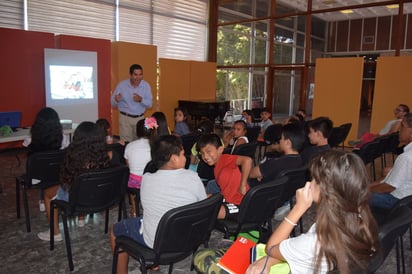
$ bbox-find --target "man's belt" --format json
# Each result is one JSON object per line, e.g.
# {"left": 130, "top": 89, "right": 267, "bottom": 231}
{"left": 120, "top": 111, "right": 144, "bottom": 118}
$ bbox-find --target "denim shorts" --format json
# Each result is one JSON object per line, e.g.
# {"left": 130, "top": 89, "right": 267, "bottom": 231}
{"left": 56, "top": 186, "right": 69, "bottom": 202}
{"left": 113, "top": 217, "right": 148, "bottom": 247}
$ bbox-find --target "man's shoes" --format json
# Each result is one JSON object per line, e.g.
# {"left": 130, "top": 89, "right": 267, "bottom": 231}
{"left": 37, "top": 230, "right": 62, "bottom": 242}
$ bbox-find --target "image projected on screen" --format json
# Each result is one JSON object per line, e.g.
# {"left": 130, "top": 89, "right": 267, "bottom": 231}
{"left": 50, "top": 65, "right": 94, "bottom": 99}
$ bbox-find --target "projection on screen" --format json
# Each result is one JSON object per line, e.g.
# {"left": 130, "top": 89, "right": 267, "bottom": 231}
{"left": 49, "top": 65, "right": 93, "bottom": 99}
{"left": 44, "top": 48, "right": 98, "bottom": 124}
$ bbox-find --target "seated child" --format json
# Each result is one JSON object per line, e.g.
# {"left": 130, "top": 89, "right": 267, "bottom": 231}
{"left": 241, "top": 109, "right": 255, "bottom": 127}
{"left": 300, "top": 116, "right": 333, "bottom": 164}
{"left": 124, "top": 117, "right": 157, "bottom": 217}
{"left": 258, "top": 108, "right": 273, "bottom": 140}
{"left": 197, "top": 133, "right": 253, "bottom": 220}
{"left": 110, "top": 135, "right": 207, "bottom": 274}
{"left": 223, "top": 120, "right": 249, "bottom": 154}
{"left": 173, "top": 107, "right": 191, "bottom": 136}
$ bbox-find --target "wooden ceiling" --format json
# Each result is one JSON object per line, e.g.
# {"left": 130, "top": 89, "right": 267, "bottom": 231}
{"left": 277, "top": 0, "right": 412, "bottom": 21}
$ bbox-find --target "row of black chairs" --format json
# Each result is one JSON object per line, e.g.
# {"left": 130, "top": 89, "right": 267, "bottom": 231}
{"left": 355, "top": 132, "right": 400, "bottom": 180}
{"left": 112, "top": 166, "right": 308, "bottom": 274}
{"left": 15, "top": 148, "right": 130, "bottom": 271}
{"left": 328, "top": 122, "right": 352, "bottom": 149}
{"left": 369, "top": 199, "right": 412, "bottom": 274}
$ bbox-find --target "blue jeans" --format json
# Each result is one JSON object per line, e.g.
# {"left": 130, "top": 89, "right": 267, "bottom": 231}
{"left": 206, "top": 180, "right": 221, "bottom": 195}
{"left": 370, "top": 193, "right": 399, "bottom": 209}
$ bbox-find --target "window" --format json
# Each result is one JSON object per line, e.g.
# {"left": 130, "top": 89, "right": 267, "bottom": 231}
{"left": 0, "top": 0, "right": 208, "bottom": 61}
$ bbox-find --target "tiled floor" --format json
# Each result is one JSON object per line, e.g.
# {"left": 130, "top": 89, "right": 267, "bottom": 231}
{"left": 0, "top": 148, "right": 411, "bottom": 273}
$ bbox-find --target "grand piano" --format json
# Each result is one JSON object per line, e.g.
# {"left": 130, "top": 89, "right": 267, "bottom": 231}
{"left": 178, "top": 100, "right": 230, "bottom": 127}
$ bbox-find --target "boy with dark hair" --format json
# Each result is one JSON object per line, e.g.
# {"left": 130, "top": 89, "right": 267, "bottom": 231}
{"left": 249, "top": 123, "right": 305, "bottom": 185}
{"left": 110, "top": 135, "right": 207, "bottom": 274}
{"left": 300, "top": 116, "right": 333, "bottom": 164}
{"left": 197, "top": 133, "right": 253, "bottom": 220}
{"left": 258, "top": 107, "right": 273, "bottom": 139}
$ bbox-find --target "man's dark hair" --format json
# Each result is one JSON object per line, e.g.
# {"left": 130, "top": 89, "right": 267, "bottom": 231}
{"left": 282, "top": 123, "right": 305, "bottom": 152}
{"left": 129, "top": 64, "right": 143, "bottom": 74}
{"left": 307, "top": 116, "right": 333, "bottom": 139}
{"left": 196, "top": 133, "right": 222, "bottom": 153}
{"left": 151, "top": 135, "right": 183, "bottom": 169}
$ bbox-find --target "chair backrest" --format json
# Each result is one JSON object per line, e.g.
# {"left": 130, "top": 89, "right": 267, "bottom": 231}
{"left": 339, "top": 123, "right": 352, "bottom": 140}
{"left": 276, "top": 166, "right": 308, "bottom": 205}
{"left": 263, "top": 124, "right": 282, "bottom": 145}
{"left": 237, "top": 176, "right": 287, "bottom": 225}
{"left": 385, "top": 132, "right": 400, "bottom": 154}
{"left": 231, "top": 141, "right": 258, "bottom": 159}
{"left": 356, "top": 139, "right": 381, "bottom": 165}
{"left": 327, "top": 123, "right": 352, "bottom": 148}
{"left": 107, "top": 143, "right": 126, "bottom": 165}
{"left": 180, "top": 133, "right": 199, "bottom": 168}
{"left": 368, "top": 206, "right": 412, "bottom": 273}
{"left": 26, "top": 149, "right": 67, "bottom": 187}
{"left": 143, "top": 160, "right": 157, "bottom": 174}
{"left": 68, "top": 165, "right": 129, "bottom": 213}
{"left": 153, "top": 193, "right": 223, "bottom": 256}
{"left": 246, "top": 126, "right": 260, "bottom": 143}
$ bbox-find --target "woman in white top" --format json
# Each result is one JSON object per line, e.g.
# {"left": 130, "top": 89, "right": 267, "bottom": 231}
{"left": 124, "top": 117, "right": 158, "bottom": 217}
{"left": 247, "top": 150, "right": 379, "bottom": 274}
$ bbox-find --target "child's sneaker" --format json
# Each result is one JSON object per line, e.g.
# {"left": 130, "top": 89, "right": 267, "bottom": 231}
{"left": 39, "top": 200, "right": 46, "bottom": 212}
{"left": 37, "top": 230, "right": 62, "bottom": 242}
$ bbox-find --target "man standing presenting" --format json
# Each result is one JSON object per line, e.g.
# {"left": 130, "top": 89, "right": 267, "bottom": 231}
{"left": 111, "top": 64, "right": 153, "bottom": 142}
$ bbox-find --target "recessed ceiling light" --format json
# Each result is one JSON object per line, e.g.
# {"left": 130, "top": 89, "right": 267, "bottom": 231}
{"left": 386, "top": 4, "right": 399, "bottom": 9}
{"left": 340, "top": 9, "right": 354, "bottom": 14}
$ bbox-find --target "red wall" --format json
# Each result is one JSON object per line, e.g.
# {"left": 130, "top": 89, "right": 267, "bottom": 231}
{"left": 0, "top": 28, "right": 112, "bottom": 127}
{"left": 0, "top": 28, "right": 55, "bottom": 126}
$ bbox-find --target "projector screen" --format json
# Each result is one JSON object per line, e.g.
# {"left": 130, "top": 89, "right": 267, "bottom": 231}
{"left": 44, "top": 48, "right": 98, "bottom": 124}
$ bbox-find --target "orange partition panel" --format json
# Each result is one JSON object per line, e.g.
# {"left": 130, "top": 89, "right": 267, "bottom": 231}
{"left": 111, "top": 42, "right": 157, "bottom": 135}
{"left": 370, "top": 56, "right": 412, "bottom": 133}
{"left": 189, "top": 61, "right": 217, "bottom": 101}
{"left": 158, "top": 58, "right": 191, "bottom": 131}
{"left": 313, "top": 57, "right": 364, "bottom": 144}
{"left": 158, "top": 59, "right": 217, "bottom": 132}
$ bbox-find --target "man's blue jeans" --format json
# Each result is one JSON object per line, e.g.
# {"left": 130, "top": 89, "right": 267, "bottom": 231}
{"left": 370, "top": 193, "right": 399, "bottom": 209}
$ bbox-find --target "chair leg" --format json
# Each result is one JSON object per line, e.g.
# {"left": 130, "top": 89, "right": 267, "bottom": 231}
{"left": 118, "top": 201, "right": 123, "bottom": 222}
{"left": 62, "top": 214, "right": 74, "bottom": 271}
{"left": 122, "top": 198, "right": 127, "bottom": 219}
{"left": 134, "top": 190, "right": 141, "bottom": 217}
{"left": 395, "top": 238, "right": 400, "bottom": 274}
{"left": 112, "top": 245, "right": 119, "bottom": 274}
{"left": 50, "top": 202, "right": 55, "bottom": 251}
{"left": 409, "top": 225, "right": 412, "bottom": 250}
{"left": 105, "top": 208, "right": 110, "bottom": 234}
{"left": 22, "top": 184, "right": 31, "bottom": 232}
{"left": 168, "top": 263, "right": 173, "bottom": 274}
{"left": 400, "top": 235, "right": 405, "bottom": 274}
{"left": 16, "top": 179, "right": 20, "bottom": 218}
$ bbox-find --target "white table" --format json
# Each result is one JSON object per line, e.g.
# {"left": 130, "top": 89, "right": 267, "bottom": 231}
{"left": 0, "top": 128, "right": 75, "bottom": 144}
